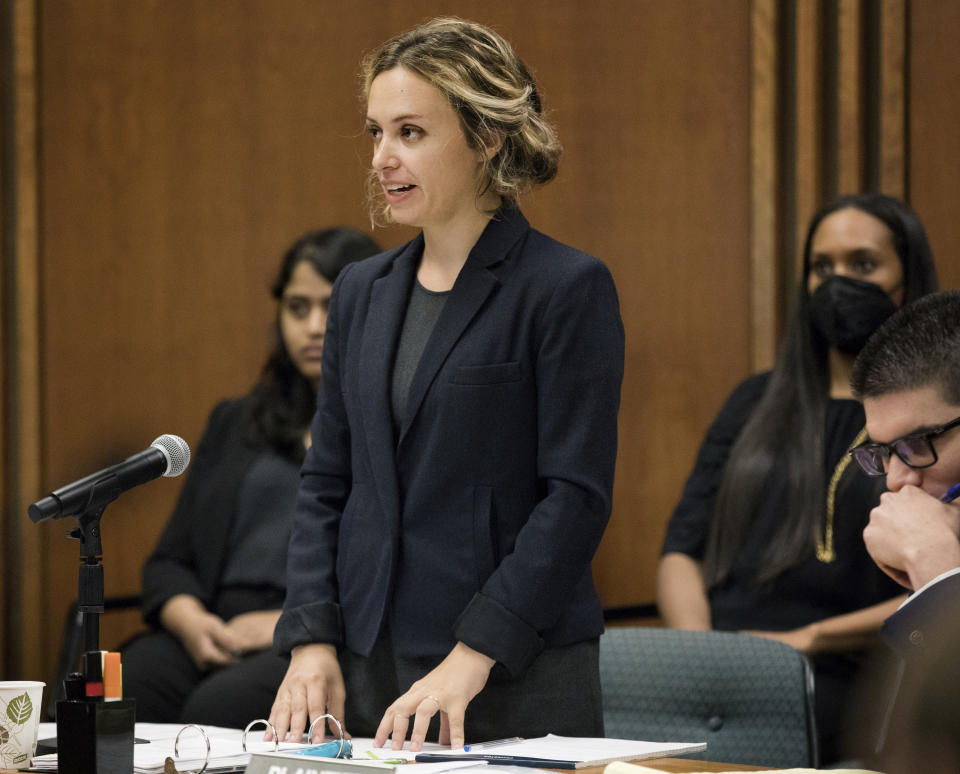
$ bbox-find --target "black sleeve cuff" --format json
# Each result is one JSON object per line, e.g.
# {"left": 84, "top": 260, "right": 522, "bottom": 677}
{"left": 274, "top": 602, "right": 343, "bottom": 656}
{"left": 141, "top": 573, "right": 207, "bottom": 629}
{"left": 453, "top": 593, "right": 544, "bottom": 677}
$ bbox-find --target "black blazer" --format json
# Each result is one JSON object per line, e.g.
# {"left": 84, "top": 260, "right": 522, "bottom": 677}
{"left": 141, "top": 397, "right": 263, "bottom": 626}
{"left": 276, "top": 208, "right": 625, "bottom": 677}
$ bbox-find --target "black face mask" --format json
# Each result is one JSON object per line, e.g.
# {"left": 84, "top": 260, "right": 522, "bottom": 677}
{"left": 808, "top": 275, "right": 898, "bottom": 354}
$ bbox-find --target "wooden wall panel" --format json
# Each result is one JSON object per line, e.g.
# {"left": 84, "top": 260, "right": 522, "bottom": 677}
{"left": 0, "top": 5, "right": 6, "bottom": 674}
{"left": 18, "top": 0, "right": 755, "bottom": 681}
{"left": 793, "top": 0, "right": 824, "bottom": 283}
{"left": 777, "top": 1, "right": 909, "bottom": 301}
{"left": 836, "top": 0, "right": 864, "bottom": 192}
{"left": 0, "top": 0, "right": 9, "bottom": 679}
{"left": 2, "top": 0, "right": 45, "bottom": 682}
{"left": 909, "top": 1, "right": 960, "bottom": 290}
{"left": 752, "top": 0, "right": 779, "bottom": 371}
{"left": 878, "top": 0, "right": 905, "bottom": 197}
{"left": 566, "top": 1, "right": 753, "bottom": 607}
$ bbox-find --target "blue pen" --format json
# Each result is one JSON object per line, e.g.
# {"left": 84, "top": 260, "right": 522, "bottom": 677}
{"left": 463, "top": 737, "right": 522, "bottom": 752}
{"left": 941, "top": 483, "right": 960, "bottom": 503}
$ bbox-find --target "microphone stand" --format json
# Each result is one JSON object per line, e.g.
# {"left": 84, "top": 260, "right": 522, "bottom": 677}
{"left": 57, "top": 480, "right": 137, "bottom": 772}
{"left": 68, "top": 477, "right": 124, "bottom": 655}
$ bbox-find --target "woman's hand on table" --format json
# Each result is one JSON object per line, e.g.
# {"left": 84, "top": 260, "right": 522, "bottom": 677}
{"left": 266, "top": 642, "right": 347, "bottom": 743}
{"left": 375, "top": 641, "right": 495, "bottom": 752}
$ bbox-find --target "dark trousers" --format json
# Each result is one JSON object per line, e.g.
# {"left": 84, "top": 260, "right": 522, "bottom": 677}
{"left": 341, "top": 634, "right": 604, "bottom": 743}
{"left": 121, "top": 630, "right": 289, "bottom": 726}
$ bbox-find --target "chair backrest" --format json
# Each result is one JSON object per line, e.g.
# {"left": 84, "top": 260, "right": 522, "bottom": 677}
{"left": 599, "top": 627, "right": 818, "bottom": 769}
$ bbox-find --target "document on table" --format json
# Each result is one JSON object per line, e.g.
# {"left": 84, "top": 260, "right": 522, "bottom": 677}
{"left": 246, "top": 737, "right": 482, "bottom": 774}
{"left": 607, "top": 764, "right": 882, "bottom": 774}
{"left": 414, "top": 735, "right": 708, "bottom": 768}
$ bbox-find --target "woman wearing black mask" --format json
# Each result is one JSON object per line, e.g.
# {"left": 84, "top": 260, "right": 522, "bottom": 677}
{"left": 657, "top": 194, "right": 938, "bottom": 764}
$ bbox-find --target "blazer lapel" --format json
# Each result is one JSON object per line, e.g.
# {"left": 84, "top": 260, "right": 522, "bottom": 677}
{"left": 399, "top": 209, "right": 529, "bottom": 446}
{"left": 358, "top": 237, "right": 421, "bottom": 520}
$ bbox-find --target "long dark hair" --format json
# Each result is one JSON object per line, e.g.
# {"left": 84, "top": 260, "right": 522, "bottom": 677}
{"left": 245, "top": 228, "right": 381, "bottom": 461}
{"left": 703, "top": 194, "right": 938, "bottom": 586}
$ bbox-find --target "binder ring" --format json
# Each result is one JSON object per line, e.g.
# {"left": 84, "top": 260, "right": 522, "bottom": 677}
{"left": 172, "top": 724, "right": 211, "bottom": 774}
{"left": 308, "top": 713, "right": 346, "bottom": 756}
{"left": 241, "top": 718, "right": 280, "bottom": 752}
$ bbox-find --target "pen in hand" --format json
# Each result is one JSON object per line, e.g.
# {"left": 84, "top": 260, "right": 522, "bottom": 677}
{"left": 941, "top": 483, "right": 960, "bottom": 503}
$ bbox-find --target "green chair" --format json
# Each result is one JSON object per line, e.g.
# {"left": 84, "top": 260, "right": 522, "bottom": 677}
{"left": 599, "top": 627, "right": 818, "bottom": 768}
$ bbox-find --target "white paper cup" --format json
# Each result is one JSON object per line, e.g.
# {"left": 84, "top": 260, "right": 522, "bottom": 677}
{"left": 0, "top": 681, "right": 44, "bottom": 770}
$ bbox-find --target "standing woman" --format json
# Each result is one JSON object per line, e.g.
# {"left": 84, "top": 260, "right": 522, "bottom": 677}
{"left": 657, "top": 193, "right": 938, "bottom": 762}
{"left": 269, "top": 17, "right": 624, "bottom": 751}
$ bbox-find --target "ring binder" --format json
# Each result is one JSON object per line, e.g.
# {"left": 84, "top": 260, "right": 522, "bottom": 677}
{"left": 162, "top": 715, "right": 350, "bottom": 774}
{"left": 308, "top": 713, "right": 346, "bottom": 756}
{"left": 241, "top": 719, "right": 281, "bottom": 753}
{"left": 170, "top": 724, "right": 210, "bottom": 774}
{"left": 239, "top": 714, "right": 346, "bottom": 753}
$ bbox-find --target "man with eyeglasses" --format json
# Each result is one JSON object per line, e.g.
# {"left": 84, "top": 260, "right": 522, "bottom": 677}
{"left": 849, "top": 290, "right": 960, "bottom": 659}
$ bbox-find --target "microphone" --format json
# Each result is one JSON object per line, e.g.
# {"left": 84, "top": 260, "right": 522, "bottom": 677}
{"left": 28, "top": 434, "right": 191, "bottom": 523}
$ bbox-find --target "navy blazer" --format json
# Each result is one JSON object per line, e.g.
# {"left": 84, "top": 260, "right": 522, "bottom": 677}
{"left": 276, "top": 208, "right": 624, "bottom": 677}
{"left": 882, "top": 570, "right": 960, "bottom": 659}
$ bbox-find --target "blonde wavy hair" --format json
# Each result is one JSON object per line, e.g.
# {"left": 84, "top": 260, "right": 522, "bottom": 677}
{"left": 361, "top": 17, "right": 561, "bottom": 225}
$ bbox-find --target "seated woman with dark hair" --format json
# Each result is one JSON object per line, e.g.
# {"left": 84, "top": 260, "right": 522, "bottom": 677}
{"left": 121, "top": 227, "right": 381, "bottom": 726}
{"left": 657, "top": 193, "right": 939, "bottom": 764}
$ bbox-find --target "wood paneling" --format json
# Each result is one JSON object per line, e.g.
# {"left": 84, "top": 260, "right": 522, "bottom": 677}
{"left": 2, "top": 0, "right": 44, "bottom": 682}
{"left": 0, "top": 5, "right": 5, "bottom": 674}
{"left": 0, "top": 0, "right": 8, "bottom": 679}
{"left": 751, "top": 0, "right": 779, "bottom": 371}
{"left": 879, "top": 0, "right": 905, "bottom": 197}
{"left": 574, "top": 1, "right": 753, "bottom": 607}
{"left": 13, "top": 0, "right": 755, "bottom": 681}
{"left": 794, "top": 0, "right": 824, "bottom": 283}
{"left": 836, "top": 0, "right": 864, "bottom": 192}
{"left": 776, "top": 1, "right": 910, "bottom": 296}
{"left": 909, "top": 1, "right": 960, "bottom": 289}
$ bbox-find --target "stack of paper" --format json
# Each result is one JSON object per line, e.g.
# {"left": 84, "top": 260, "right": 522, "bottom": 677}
{"left": 413, "top": 735, "right": 707, "bottom": 768}
{"left": 605, "top": 763, "right": 882, "bottom": 774}
{"left": 33, "top": 725, "right": 708, "bottom": 773}
{"left": 245, "top": 735, "right": 708, "bottom": 774}
{"left": 246, "top": 738, "right": 480, "bottom": 774}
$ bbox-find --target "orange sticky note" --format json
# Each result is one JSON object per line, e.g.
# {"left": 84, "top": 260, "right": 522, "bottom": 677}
{"left": 103, "top": 651, "right": 123, "bottom": 700}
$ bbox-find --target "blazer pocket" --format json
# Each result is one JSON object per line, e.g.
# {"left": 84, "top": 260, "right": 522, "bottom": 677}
{"left": 451, "top": 361, "right": 522, "bottom": 385}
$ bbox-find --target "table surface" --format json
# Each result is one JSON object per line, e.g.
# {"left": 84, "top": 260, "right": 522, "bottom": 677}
{"left": 580, "top": 759, "right": 768, "bottom": 773}
{"left": 616, "top": 758, "right": 770, "bottom": 774}
{"left": 1, "top": 755, "right": 772, "bottom": 773}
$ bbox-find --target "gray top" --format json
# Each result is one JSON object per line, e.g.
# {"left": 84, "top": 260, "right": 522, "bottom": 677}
{"left": 391, "top": 278, "right": 450, "bottom": 435}
{"left": 220, "top": 448, "right": 300, "bottom": 590}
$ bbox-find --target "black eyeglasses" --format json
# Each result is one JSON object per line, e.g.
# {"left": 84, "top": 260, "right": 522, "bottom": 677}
{"left": 850, "top": 415, "right": 960, "bottom": 477}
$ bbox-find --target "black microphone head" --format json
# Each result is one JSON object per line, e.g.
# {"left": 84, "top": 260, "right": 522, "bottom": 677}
{"left": 150, "top": 434, "right": 191, "bottom": 477}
